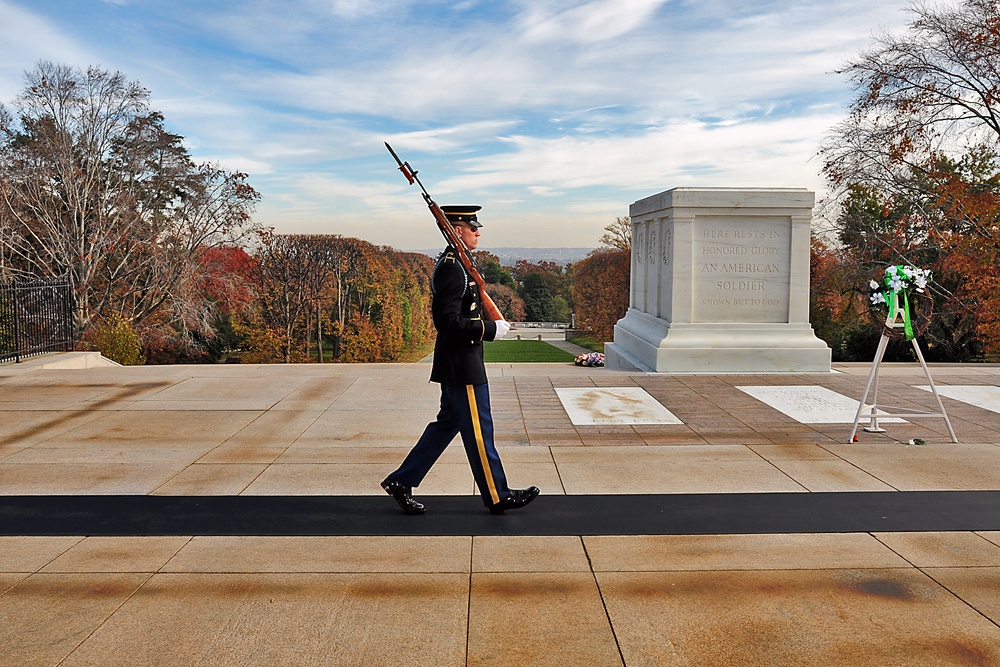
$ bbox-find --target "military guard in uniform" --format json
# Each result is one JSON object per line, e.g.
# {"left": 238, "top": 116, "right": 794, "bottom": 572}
{"left": 381, "top": 205, "right": 540, "bottom": 515}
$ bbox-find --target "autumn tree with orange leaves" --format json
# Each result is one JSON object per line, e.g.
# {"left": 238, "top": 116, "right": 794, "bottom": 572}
{"left": 572, "top": 248, "right": 630, "bottom": 343}
{"left": 238, "top": 233, "right": 435, "bottom": 363}
{"left": 818, "top": 0, "right": 1000, "bottom": 361}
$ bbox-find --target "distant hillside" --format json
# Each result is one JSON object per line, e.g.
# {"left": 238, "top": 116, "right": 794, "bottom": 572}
{"left": 413, "top": 247, "right": 596, "bottom": 266}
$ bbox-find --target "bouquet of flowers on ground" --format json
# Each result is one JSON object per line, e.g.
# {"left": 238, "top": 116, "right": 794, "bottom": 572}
{"left": 575, "top": 352, "right": 605, "bottom": 367}
{"left": 868, "top": 265, "right": 932, "bottom": 341}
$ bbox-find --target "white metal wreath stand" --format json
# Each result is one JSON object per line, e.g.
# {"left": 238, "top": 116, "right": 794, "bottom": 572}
{"left": 847, "top": 293, "right": 958, "bottom": 444}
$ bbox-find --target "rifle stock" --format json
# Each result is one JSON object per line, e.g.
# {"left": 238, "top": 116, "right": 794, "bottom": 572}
{"left": 385, "top": 142, "right": 504, "bottom": 322}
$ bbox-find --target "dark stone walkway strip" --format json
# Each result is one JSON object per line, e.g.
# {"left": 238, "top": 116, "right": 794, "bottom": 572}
{"left": 2, "top": 491, "right": 1000, "bottom": 536}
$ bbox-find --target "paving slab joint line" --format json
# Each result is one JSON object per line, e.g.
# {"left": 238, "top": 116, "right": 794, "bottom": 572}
{"left": 547, "top": 446, "right": 569, "bottom": 495}
{"left": 58, "top": 571, "right": 156, "bottom": 667}
{"left": 917, "top": 566, "right": 1000, "bottom": 632}
{"left": 158, "top": 536, "right": 195, "bottom": 574}
{"left": 46, "top": 536, "right": 85, "bottom": 573}
{"left": 581, "top": 535, "right": 627, "bottom": 667}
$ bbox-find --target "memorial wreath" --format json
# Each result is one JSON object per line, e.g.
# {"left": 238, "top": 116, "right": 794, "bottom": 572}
{"left": 867, "top": 265, "right": 933, "bottom": 341}
{"left": 575, "top": 352, "right": 605, "bottom": 367}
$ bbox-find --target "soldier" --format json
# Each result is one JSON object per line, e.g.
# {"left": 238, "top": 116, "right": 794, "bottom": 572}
{"left": 381, "top": 205, "right": 540, "bottom": 515}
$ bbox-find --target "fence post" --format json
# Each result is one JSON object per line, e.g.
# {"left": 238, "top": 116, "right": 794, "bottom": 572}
{"left": 12, "top": 283, "right": 21, "bottom": 363}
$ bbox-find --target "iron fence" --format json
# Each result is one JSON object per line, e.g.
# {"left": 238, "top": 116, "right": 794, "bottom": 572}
{"left": 0, "top": 276, "right": 76, "bottom": 363}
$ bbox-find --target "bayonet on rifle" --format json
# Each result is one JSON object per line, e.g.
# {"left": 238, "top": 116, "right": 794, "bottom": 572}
{"left": 385, "top": 142, "right": 503, "bottom": 321}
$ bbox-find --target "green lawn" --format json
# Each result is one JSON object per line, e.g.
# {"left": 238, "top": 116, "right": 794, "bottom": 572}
{"left": 483, "top": 340, "right": 576, "bottom": 363}
{"left": 567, "top": 335, "right": 605, "bottom": 353}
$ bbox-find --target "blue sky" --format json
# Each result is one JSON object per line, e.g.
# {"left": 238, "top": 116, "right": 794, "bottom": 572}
{"left": 0, "top": 0, "right": 912, "bottom": 250}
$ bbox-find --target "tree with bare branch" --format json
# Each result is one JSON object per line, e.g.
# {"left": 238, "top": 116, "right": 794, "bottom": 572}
{"left": 817, "top": 0, "right": 1000, "bottom": 361}
{"left": 599, "top": 216, "right": 632, "bottom": 250}
{"left": 0, "top": 62, "right": 259, "bottom": 351}
{"left": 821, "top": 0, "right": 1000, "bottom": 202}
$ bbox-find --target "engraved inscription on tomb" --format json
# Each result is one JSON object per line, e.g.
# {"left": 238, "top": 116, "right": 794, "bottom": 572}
{"left": 693, "top": 216, "right": 791, "bottom": 323}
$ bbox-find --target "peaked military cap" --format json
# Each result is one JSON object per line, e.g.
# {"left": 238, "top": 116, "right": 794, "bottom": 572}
{"left": 442, "top": 205, "right": 482, "bottom": 228}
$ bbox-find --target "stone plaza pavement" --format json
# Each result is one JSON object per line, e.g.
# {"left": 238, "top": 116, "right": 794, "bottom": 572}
{"left": 2, "top": 354, "right": 1000, "bottom": 666}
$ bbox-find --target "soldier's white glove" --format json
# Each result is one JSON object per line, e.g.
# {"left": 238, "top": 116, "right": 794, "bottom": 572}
{"left": 494, "top": 320, "right": 511, "bottom": 340}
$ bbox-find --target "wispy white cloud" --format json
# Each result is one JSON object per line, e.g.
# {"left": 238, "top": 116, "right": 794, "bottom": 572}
{"left": 384, "top": 121, "right": 524, "bottom": 154}
{"left": 0, "top": 0, "right": 916, "bottom": 249}
{"left": 0, "top": 0, "right": 93, "bottom": 102}
{"left": 326, "top": 0, "right": 393, "bottom": 18}
{"left": 516, "top": 0, "right": 671, "bottom": 43}
{"left": 441, "top": 113, "right": 836, "bottom": 194}
{"left": 274, "top": 112, "right": 841, "bottom": 248}
{"left": 218, "top": 0, "right": 907, "bottom": 131}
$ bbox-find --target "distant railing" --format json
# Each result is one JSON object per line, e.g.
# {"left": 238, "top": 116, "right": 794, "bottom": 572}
{"left": 509, "top": 322, "right": 571, "bottom": 329}
{"left": 0, "top": 276, "right": 76, "bottom": 363}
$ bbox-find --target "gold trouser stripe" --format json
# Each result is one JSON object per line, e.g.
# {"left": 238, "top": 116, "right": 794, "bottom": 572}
{"left": 466, "top": 384, "right": 500, "bottom": 505}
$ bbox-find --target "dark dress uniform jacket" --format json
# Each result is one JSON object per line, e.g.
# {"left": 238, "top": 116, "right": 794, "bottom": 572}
{"left": 429, "top": 247, "right": 499, "bottom": 386}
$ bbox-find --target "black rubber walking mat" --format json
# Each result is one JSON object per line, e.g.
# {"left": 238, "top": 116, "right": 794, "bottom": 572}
{"left": 2, "top": 491, "right": 1000, "bottom": 536}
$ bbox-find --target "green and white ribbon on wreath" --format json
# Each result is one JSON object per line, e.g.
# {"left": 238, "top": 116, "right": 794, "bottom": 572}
{"left": 869, "top": 265, "right": 931, "bottom": 341}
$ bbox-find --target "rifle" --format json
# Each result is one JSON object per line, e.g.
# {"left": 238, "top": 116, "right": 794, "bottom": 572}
{"left": 385, "top": 142, "right": 504, "bottom": 321}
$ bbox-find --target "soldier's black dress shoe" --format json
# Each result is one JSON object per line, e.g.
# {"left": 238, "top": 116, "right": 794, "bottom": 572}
{"left": 489, "top": 486, "right": 540, "bottom": 515}
{"left": 381, "top": 479, "right": 425, "bottom": 514}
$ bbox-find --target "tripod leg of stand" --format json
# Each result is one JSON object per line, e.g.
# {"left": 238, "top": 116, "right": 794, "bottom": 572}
{"left": 849, "top": 333, "right": 890, "bottom": 443}
{"left": 867, "top": 343, "right": 885, "bottom": 432}
{"left": 910, "top": 338, "right": 958, "bottom": 443}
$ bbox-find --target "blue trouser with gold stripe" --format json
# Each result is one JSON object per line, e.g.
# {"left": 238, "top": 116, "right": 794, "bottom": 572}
{"left": 386, "top": 382, "right": 510, "bottom": 508}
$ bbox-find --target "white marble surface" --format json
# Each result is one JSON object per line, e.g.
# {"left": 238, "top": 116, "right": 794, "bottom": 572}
{"left": 608, "top": 187, "right": 831, "bottom": 373}
{"left": 916, "top": 385, "right": 1000, "bottom": 414}
{"left": 555, "top": 387, "right": 683, "bottom": 426}
{"left": 738, "top": 386, "right": 906, "bottom": 424}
